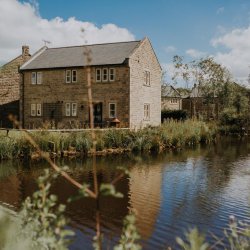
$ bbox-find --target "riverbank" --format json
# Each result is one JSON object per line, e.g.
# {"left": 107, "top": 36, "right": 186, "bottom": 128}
{"left": 0, "top": 119, "right": 218, "bottom": 160}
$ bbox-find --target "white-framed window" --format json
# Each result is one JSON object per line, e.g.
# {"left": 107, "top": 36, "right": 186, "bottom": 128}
{"left": 72, "top": 103, "right": 77, "bottom": 116}
{"left": 96, "top": 68, "right": 101, "bottom": 82}
{"left": 102, "top": 68, "right": 108, "bottom": 82}
{"left": 144, "top": 70, "right": 150, "bottom": 86}
{"left": 31, "top": 104, "right": 42, "bottom": 117}
{"left": 36, "top": 103, "right": 42, "bottom": 116}
{"left": 66, "top": 70, "right": 77, "bottom": 83}
{"left": 31, "top": 72, "right": 42, "bottom": 84}
{"left": 109, "top": 103, "right": 116, "bottom": 118}
{"left": 109, "top": 68, "right": 115, "bottom": 81}
{"left": 66, "top": 103, "right": 71, "bottom": 116}
{"left": 171, "top": 98, "right": 178, "bottom": 104}
{"left": 144, "top": 103, "right": 150, "bottom": 120}
{"left": 37, "top": 72, "right": 42, "bottom": 84}
{"left": 65, "top": 103, "right": 77, "bottom": 116}
{"left": 72, "top": 70, "right": 77, "bottom": 83}
{"left": 31, "top": 104, "right": 36, "bottom": 116}
{"left": 66, "top": 70, "right": 71, "bottom": 83}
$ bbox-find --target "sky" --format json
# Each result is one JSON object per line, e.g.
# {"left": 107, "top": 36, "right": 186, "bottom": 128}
{"left": 1, "top": 0, "right": 250, "bottom": 86}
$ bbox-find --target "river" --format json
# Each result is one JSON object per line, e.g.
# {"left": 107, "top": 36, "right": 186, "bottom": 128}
{"left": 0, "top": 137, "right": 249, "bottom": 249}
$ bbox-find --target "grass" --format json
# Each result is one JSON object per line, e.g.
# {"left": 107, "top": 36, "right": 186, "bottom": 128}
{"left": 0, "top": 119, "right": 218, "bottom": 160}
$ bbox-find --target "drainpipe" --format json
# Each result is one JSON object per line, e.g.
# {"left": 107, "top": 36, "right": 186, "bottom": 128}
{"left": 19, "top": 69, "right": 24, "bottom": 129}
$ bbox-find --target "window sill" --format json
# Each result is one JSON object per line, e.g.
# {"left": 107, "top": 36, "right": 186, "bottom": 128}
{"left": 143, "top": 84, "right": 151, "bottom": 87}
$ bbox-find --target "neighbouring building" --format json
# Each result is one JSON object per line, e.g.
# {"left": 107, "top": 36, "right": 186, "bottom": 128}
{"left": 161, "top": 85, "right": 182, "bottom": 110}
{"left": 182, "top": 83, "right": 219, "bottom": 119}
{"left": 20, "top": 37, "right": 162, "bottom": 129}
{"left": 0, "top": 46, "right": 30, "bottom": 128}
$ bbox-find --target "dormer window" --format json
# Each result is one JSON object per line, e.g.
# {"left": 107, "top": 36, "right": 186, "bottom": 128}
{"left": 66, "top": 70, "right": 77, "bottom": 83}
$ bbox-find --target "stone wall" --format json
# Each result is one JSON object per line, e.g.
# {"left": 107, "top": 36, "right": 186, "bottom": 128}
{"left": 22, "top": 65, "right": 130, "bottom": 128}
{"left": 129, "top": 38, "right": 162, "bottom": 128}
{"left": 0, "top": 46, "right": 30, "bottom": 127}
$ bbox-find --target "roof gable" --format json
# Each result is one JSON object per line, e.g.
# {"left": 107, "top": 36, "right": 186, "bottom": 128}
{"left": 21, "top": 41, "right": 140, "bottom": 70}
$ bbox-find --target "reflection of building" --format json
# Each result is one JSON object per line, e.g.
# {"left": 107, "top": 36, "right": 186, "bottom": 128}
{"left": 129, "top": 164, "right": 163, "bottom": 239}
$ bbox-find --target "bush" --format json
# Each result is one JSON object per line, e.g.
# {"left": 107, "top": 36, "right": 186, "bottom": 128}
{"left": 161, "top": 110, "right": 188, "bottom": 122}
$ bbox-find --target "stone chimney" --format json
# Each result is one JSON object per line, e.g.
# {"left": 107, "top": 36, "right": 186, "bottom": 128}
{"left": 22, "top": 45, "right": 30, "bottom": 62}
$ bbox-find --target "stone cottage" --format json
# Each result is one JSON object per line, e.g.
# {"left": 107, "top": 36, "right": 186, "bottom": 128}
{"left": 161, "top": 85, "right": 182, "bottom": 110}
{"left": 0, "top": 46, "right": 30, "bottom": 128}
{"left": 20, "top": 37, "right": 162, "bottom": 129}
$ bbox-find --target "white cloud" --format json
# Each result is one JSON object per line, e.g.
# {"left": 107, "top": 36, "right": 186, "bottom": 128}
{"left": 0, "top": 0, "right": 135, "bottom": 64}
{"left": 186, "top": 49, "right": 207, "bottom": 59}
{"left": 211, "top": 26, "right": 250, "bottom": 84}
{"left": 164, "top": 46, "right": 176, "bottom": 53}
{"left": 216, "top": 7, "right": 225, "bottom": 15}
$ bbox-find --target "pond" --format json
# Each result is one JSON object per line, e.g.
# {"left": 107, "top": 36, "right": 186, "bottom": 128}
{"left": 0, "top": 137, "right": 249, "bottom": 249}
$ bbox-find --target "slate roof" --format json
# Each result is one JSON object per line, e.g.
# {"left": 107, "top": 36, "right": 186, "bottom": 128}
{"left": 20, "top": 41, "right": 141, "bottom": 70}
{"left": 161, "top": 85, "right": 181, "bottom": 98}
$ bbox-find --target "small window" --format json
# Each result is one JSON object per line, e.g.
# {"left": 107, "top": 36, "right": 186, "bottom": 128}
{"left": 109, "top": 103, "right": 116, "bottom": 118}
{"left": 144, "top": 70, "right": 150, "bottom": 86}
{"left": 36, "top": 104, "right": 42, "bottom": 116}
{"left": 171, "top": 98, "right": 178, "bottom": 104}
{"left": 144, "top": 104, "right": 150, "bottom": 120}
{"left": 66, "top": 70, "right": 71, "bottom": 83}
{"left": 109, "top": 68, "right": 115, "bottom": 81}
{"left": 37, "top": 72, "right": 42, "bottom": 84}
{"left": 66, "top": 103, "right": 71, "bottom": 116}
{"left": 32, "top": 72, "right": 36, "bottom": 84}
{"left": 72, "top": 103, "right": 77, "bottom": 116}
{"left": 72, "top": 70, "right": 77, "bottom": 83}
{"left": 102, "top": 68, "right": 108, "bottom": 82}
{"left": 31, "top": 104, "right": 36, "bottom": 116}
{"left": 96, "top": 68, "right": 101, "bottom": 82}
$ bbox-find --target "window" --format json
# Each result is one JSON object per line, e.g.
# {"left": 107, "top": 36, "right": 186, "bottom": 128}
{"left": 102, "top": 68, "right": 108, "bottom": 82}
{"left": 37, "top": 72, "right": 42, "bottom": 84}
{"left": 31, "top": 104, "right": 42, "bottom": 116}
{"left": 109, "top": 68, "right": 115, "bottom": 81}
{"left": 65, "top": 103, "right": 77, "bottom": 116}
{"left": 72, "top": 103, "right": 77, "bottom": 116}
{"left": 171, "top": 98, "right": 178, "bottom": 104}
{"left": 31, "top": 72, "right": 42, "bottom": 84}
{"left": 36, "top": 104, "right": 42, "bottom": 116}
{"left": 72, "top": 70, "right": 77, "bottom": 83}
{"left": 66, "top": 70, "right": 77, "bottom": 83}
{"left": 109, "top": 103, "right": 116, "bottom": 118}
{"left": 144, "top": 70, "right": 150, "bottom": 86}
{"left": 96, "top": 68, "right": 101, "bottom": 82}
{"left": 144, "top": 104, "right": 150, "bottom": 120}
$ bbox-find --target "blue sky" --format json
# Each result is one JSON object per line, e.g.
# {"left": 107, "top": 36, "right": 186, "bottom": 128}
{"left": 2, "top": 0, "right": 250, "bottom": 85}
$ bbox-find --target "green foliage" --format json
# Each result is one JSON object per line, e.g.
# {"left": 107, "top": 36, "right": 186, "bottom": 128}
{"left": 225, "top": 217, "right": 250, "bottom": 249}
{"left": 100, "top": 183, "right": 124, "bottom": 198}
{"left": 114, "top": 213, "right": 142, "bottom": 250}
{"left": 161, "top": 110, "right": 188, "bottom": 121}
{"left": 176, "top": 228, "right": 209, "bottom": 250}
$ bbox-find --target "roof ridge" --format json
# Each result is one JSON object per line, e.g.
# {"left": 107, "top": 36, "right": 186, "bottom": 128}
{"left": 47, "top": 40, "right": 141, "bottom": 50}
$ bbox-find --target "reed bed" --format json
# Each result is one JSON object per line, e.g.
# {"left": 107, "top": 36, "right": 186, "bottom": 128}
{"left": 0, "top": 119, "right": 218, "bottom": 160}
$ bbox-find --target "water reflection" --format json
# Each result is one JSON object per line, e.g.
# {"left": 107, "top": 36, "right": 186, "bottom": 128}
{"left": 0, "top": 137, "right": 249, "bottom": 249}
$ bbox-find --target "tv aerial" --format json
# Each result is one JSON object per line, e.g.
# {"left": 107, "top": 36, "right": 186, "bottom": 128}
{"left": 42, "top": 40, "right": 51, "bottom": 47}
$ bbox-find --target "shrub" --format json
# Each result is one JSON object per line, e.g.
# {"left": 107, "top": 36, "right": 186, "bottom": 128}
{"left": 161, "top": 110, "right": 188, "bottom": 122}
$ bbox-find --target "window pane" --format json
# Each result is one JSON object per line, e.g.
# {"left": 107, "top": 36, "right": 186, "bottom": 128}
{"left": 72, "top": 103, "right": 77, "bottom": 116}
{"left": 103, "top": 68, "right": 108, "bottom": 82}
{"left": 109, "top": 103, "right": 116, "bottom": 118}
{"left": 31, "top": 72, "right": 36, "bottom": 84}
{"left": 37, "top": 72, "right": 42, "bottom": 84}
{"left": 72, "top": 70, "right": 77, "bottom": 82}
{"left": 66, "top": 70, "right": 71, "bottom": 83}
{"left": 109, "top": 68, "right": 115, "bottom": 81}
{"left": 37, "top": 104, "right": 42, "bottom": 116}
{"left": 96, "top": 69, "right": 101, "bottom": 82}
{"left": 66, "top": 103, "right": 71, "bottom": 116}
{"left": 31, "top": 104, "right": 36, "bottom": 116}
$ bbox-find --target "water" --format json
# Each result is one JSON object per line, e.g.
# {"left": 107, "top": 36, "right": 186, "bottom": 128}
{"left": 0, "top": 137, "right": 249, "bottom": 249}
